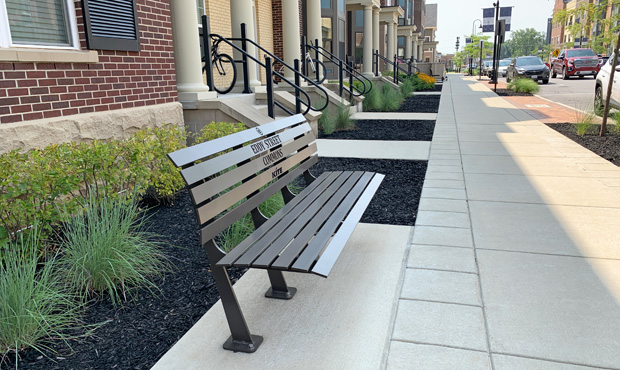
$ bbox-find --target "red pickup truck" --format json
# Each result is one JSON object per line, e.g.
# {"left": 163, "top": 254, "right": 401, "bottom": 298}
{"left": 551, "top": 48, "right": 600, "bottom": 79}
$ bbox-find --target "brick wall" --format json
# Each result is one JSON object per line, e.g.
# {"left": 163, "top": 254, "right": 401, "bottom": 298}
{"left": 0, "top": 0, "right": 177, "bottom": 124}
{"left": 256, "top": 0, "right": 275, "bottom": 83}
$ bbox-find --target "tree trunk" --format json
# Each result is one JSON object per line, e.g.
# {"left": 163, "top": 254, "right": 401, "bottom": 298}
{"left": 600, "top": 32, "right": 620, "bottom": 137}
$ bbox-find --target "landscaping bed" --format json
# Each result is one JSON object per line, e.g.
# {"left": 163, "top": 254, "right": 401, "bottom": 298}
{"left": 397, "top": 95, "right": 440, "bottom": 113}
{"left": 6, "top": 156, "right": 428, "bottom": 369}
{"left": 493, "top": 88, "right": 533, "bottom": 97}
{"left": 307, "top": 158, "right": 427, "bottom": 226}
{"left": 318, "top": 119, "right": 435, "bottom": 141}
{"left": 4, "top": 191, "right": 246, "bottom": 370}
{"left": 546, "top": 123, "right": 620, "bottom": 166}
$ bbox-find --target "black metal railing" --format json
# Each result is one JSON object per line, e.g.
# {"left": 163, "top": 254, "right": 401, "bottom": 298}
{"left": 201, "top": 16, "right": 329, "bottom": 118}
{"left": 302, "top": 37, "right": 372, "bottom": 101}
{"left": 373, "top": 51, "right": 420, "bottom": 84}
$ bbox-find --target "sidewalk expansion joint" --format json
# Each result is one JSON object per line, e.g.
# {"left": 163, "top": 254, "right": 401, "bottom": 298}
{"left": 406, "top": 267, "right": 479, "bottom": 275}
{"left": 476, "top": 247, "right": 620, "bottom": 261}
{"left": 492, "top": 351, "right": 620, "bottom": 370}
{"left": 398, "top": 296, "right": 482, "bottom": 309}
{"left": 390, "top": 339, "right": 489, "bottom": 354}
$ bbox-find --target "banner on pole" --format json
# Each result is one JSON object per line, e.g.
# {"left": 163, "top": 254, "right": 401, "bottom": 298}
{"left": 482, "top": 8, "right": 494, "bottom": 32}
{"left": 499, "top": 7, "right": 512, "bottom": 32}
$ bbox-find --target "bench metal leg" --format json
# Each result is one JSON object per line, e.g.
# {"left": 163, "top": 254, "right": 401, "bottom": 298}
{"left": 265, "top": 269, "right": 297, "bottom": 300}
{"left": 206, "top": 242, "right": 263, "bottom": 353}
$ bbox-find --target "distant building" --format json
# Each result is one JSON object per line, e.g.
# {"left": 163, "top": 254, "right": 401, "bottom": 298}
{"left": 423, "top": 3, "right": 438, "bottom": 62}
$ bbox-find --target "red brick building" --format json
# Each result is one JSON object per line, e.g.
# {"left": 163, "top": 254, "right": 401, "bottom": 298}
{"left": 0, "top": 0, "right": 183, "bottom": 152}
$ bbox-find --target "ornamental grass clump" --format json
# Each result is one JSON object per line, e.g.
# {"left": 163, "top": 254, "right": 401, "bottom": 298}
{"left": 399, "top": 78, "right": 416, "bottom": 98}
{"left": 362, "top": 82, "right": 382, "bottom": 111}
{"left": 59, "top": 194, "right": 170, "bottom": 306}
{"left": 318, "top": 108, "right": 336, "bottom": 135}
{"left": 335, "top": 104, "right": 355, "bottom": 131}
{"left": 0, "top": 228, "right": 82, "bottom": 358}
{"left": 507, "top": 78, "right": 540, "bottom": 94}
{"left": 380, "top": 83, "right": 404, "bottom": 112}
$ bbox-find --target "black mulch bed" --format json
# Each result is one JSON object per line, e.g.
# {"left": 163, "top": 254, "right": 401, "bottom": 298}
{"left": 493, "top": 88, "right": 533, "bottom": 97}
{"left": 427, "top": 84, "right": 442, "bottom": 92}
{"left": 397, "top": 95, "right": 440, "bottom": 113}
{"left": 7, "top": 158, "right": 428, "bottom": 369}
{"left": 5, "top": 191, "right": 246, "bottom": 370}
{"left": 546, "top": 122, "right": 620, "bottom": 166}
{"left": 318, "top": 119, "right": 435, "bottom": 141}
{"left": 307, "top": 157, "right": 427, "bottom": 226}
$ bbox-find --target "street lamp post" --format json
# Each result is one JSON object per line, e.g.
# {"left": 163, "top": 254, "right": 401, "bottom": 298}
{"left": 472, "top": 19, "right": 482, "bottom": 36}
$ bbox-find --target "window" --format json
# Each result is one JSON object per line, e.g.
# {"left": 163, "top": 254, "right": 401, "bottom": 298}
{"left": 321, "top": 17, "right": 332, "bottom": 52}
{"left": 355, "top": 10, "right": 363, "bottom": 27}
{"left": 338, "top": 0, "right": 344, "bottom": 13}
{"left": 0, "top": 0, "right": 79, "bottom": 49}
{"left": 82, "top": 0, "right": 140, "bottom": 52}
{"left": 321, "top": 0, "right": 331, "bottom": 9}
{"left": 196, "top": 0, "right": 204, "bottom": 24}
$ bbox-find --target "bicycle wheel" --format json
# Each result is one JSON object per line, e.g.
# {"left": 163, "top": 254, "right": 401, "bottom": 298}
{"left": 212, "top": 54, "right": 236, "bottom": 94}
{"left": 307, "top": 59, "right": 327, "bottom": 84}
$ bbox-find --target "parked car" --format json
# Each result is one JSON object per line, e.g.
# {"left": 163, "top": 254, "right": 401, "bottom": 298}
{"left": 483, "top": 60, "right": 493, "bottom": 76}
{"left": 497, "top": 59, "right": 511, "bottom": 77}
{"left": 551, "top": 48, "right": 600, "bottom": 79}
{"left": 594, "top": 53, "right": 620, "bottom": 112}
{"left": 506, "top": 56, "right": 550, "bottom": 84}
{"left": 598, "top": 56, "right": 609, "bottom": 69}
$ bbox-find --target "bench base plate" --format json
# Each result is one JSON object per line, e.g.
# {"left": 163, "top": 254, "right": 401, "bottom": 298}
{"left": 265, "top": 286, "right": 297, "bottom": 300}
{"left": 223, "top": 334, "right": 264, "bottom": 353}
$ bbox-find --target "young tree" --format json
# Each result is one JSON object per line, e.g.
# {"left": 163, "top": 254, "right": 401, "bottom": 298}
{"left": 553, "top": 0, "right": 620, "bottom": 54}
{"left": 461, "top": 34, "right": 494, "bottom": 62}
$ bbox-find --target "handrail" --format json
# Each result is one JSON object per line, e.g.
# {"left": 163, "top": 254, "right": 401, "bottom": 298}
{"left": 238, "top": 35, "right": 329, "bottom": 114}
{"left": 303, "top": 37, "right": 373, "bottom": 99}
{"left": 373, "top": 51, "right": 420, "bottom": 84}
{"left": 201, "top": 16, "right": 328, "bottom": 118}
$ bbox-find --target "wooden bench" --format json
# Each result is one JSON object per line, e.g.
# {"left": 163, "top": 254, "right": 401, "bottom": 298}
{"left": 167, "top": 114, "right": 384, "bottom": 353}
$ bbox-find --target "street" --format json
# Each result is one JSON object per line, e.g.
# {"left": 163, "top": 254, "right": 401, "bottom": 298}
{"left": 497, "top": 75, "right": 597, "bottom": 110}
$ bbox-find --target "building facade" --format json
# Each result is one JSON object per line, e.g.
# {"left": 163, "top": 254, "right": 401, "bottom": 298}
{"left": 0, "top": 0, "right": 183, "bottom": 153}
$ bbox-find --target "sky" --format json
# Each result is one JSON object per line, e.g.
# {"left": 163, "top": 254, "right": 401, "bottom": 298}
{"left": 435, "top": 0, "right": 556, "bottom": 55}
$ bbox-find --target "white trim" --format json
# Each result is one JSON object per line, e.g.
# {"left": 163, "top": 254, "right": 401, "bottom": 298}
{"left": 0, "top": 0, "right": 80, "bottom": 50}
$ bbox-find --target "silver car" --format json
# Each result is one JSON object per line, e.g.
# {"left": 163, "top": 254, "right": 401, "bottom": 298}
{"left": 497, "top": 59, "right": 511, "bottom": 77}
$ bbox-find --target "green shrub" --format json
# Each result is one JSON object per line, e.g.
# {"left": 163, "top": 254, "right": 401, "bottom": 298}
{"left": 507, "top": 78, "right": 540, "bottom": 94}
{"left": 0, "top": 125, "right": 188, "bottom": 241}
{"left": 58, "top": 194, "right": 170, "bottom": 306}
{"left": 0, "top": 228, "right": 82, "bottom": 357}
{"left": 318, "top": 108, "right": 336, "bottom": 135}
{"left": 194, "top": 122, "right": 247, "bottom": 144}
{"left": 380, "top": 83, "right": 404, "bottom": 112}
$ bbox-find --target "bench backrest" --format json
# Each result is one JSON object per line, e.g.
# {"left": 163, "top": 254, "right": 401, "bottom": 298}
{"left": 168, "top": 114, "right": 317, "bottom": 246}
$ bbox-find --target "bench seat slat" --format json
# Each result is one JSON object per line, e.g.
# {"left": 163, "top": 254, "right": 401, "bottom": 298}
{"left": 215, "top": 171, "right": 337, "bottom": 267}
{"left": 195, "top": 144, "right": 317, "bottom": 225}
{"left": 190, "top": 134, "right": 315, "bottom": 205}
{"left": 181, "top": 124, "right": 313, "bottom": 186}
{"left": 269, "top": 171, "right": 373, "bottom": 270}
{"left": 169, "top": 114, "right": 307, "bottom": 167}
{"left": 200, "top": 155, "right": 318, "bottom": 244}
{"left": 236, "top": 172, "right": 357, "bottom": 268}
{"left": 310, "top": 174, "right": 385, "bottom": 277}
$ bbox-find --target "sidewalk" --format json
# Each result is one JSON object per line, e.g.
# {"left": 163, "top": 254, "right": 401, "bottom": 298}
{"left": 385, "top": 74, "right": 620, "bottom": 369}
{"left": 153, "top": 76, "right": 620, "bottom": 370}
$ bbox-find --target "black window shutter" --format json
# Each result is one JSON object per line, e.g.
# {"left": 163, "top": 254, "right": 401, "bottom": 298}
{"left": 82, "top": 0, "right": 140, "bottom": 52}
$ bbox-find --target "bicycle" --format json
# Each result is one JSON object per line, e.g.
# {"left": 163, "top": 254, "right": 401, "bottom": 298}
{"left": 276, "top": 51, "right": 326, "bottom": 84}
{"left": 202, "top": 38, "right": 237, "bottom": 94}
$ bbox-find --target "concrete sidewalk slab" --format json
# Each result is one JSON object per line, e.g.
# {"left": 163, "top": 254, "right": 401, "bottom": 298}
{"left": 387, "top": 342, "right": 491, "bottom": 370}
{"left": 412, "top": 91, "right": 441, "bottom": 96}
{"left": 478, "top": 249, "right": 620, "bottom": 369}
{"left": 392, "top": 300, "right": 488, "bottom": 351}
{"left": 492, "top": 355, "right": 607, "bottom": 370}
{"left": 152, "top": 224, "right": 411, "bottom": 370}
{"left": 352, "top": 112, "right": 437, "bottom": 120}
{"left": 407, "top": 245, "right": 477, "bottom": 273}
{"left": 316, "top": 139, "right": 430, "bottom": 160}
{"left": 401, "top": 269, "right": 481, "bottom": 306}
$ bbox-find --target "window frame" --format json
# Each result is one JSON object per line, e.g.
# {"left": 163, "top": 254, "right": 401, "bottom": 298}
{"left": 0, "top": 0, "right": 80, "bottom": 50}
